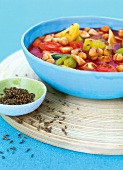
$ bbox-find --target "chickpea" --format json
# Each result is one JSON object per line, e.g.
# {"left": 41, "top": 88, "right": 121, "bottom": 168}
{"left": 118, "top": 29, "right": 123, "bottom": 38}
{"left": 103, "top": 48, "right": 110, "bottom": 56}
{"left": 71, "top": 49, "right": 79, "bottom": 55}
{"left": 113, "top": 53, "right": 123, "bottom": 61}
{"left": 80, "top": 31, "right": 90, "bottom": 38}
{"left": 60, "top": 37, "right": 69, "bottom": 45}
{"left": 98, "top": 31, "right": 104, "bottom": 35}
{"left": 83, "top": 62, "right": 97, "bottom": 70}
{"left": 78, "top": 52, "right": 87, "bottom": 60}
{"left": 60, "top": 65, "right": 71, "bottom": 68}
{"left": 101, "top": 25, "right": 110, "bottom": 33}
{"left": 98, "top": 55, "right": 110, "bottom": 62}
{"left": 116, "top": 65, "right": 123, "bottom": 72}
{"left": 72, "top": 54, "right": 86, "bottom": 66}
{"left": 102, "top": 33, "right": 109, "bottom": 40}
{"left": 84, "top": 27, "right": 90, "bottom": 32}
{"left": 88, "top": 29, "right": 98, "bottom": 35}
{"left": 96, "top": 48, "right": 103, "bottom": 55}
{"left": 47, "top": 58, "right": 55, "bottom": 64}
{"left": 52, "top": 38, "right": 61, "bottom": 43}
{"left": 43, "top": 34, "right": 54, "bottom": 42}
{"left": 42, "top": 53, "right": 52, "bottom": 61}
{"left": 89, "top": 48, "right": 98, "bottom": 60}
{"left": 89, "top": 48, "right": 103, "bottom": 60}
{"left": 42, "top": 50, "right": 51, "bottom": 54}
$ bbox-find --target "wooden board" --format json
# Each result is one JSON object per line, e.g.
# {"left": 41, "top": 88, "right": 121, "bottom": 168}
{"left": 1, "top": 50, "right": 123, "bottom": 155}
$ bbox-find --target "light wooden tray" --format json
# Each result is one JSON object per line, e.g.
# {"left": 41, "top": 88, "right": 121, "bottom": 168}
{"left": 1, "top": 50, "right": 123, "bottom": 155}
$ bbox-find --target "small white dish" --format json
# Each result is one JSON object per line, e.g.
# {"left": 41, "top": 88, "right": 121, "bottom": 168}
{"left": 0, "top": 77, "right": 47, "bottom": 116}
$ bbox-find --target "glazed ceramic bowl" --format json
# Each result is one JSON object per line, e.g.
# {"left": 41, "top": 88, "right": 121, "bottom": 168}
{"left": 0, "top": 77, "right": 47, "bottom": 116}
{"left": 21, "top": 16, "right": 123, "bottom": 99}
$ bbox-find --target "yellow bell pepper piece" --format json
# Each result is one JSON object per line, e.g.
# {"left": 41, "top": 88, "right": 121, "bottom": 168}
{"left": 56, "top": 23, "right": 80, "bottom": 42}
{"left": 83, "top": 38, "right": 106, "bottom": 51}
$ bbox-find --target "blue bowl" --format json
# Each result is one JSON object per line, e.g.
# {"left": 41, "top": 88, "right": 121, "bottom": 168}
{"left": 21, "top": 16, "right": 123, "bottom": 99}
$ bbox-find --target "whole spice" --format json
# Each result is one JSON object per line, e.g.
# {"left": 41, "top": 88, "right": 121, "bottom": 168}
{"left": 2, "top": 136, "right": 10, "bottom": 141}
{"left": 1, "top": 133, "right": 35, "bottom": 160}
{"left": 0, "top": 87, "right": 35, "bottom": 105}
{"left": 25, "top": 148, "right": 30, "bottom": 152}
{"left": 61, "top": 128, "right": 67, "bottom": 135}
{"left": 10, "top": 147, "right": 16, "bottom": 151}
{"left": 20, "top": 139, "right": 25, "bottom": 144}
{"left": 18, "top": 134, "right": 22, "bottom": 138}
{"left": 9, "top": 140, "right": 13, "bottom": 143}
{"left": 31, "top": 154, "right": 34, "bottom": 158}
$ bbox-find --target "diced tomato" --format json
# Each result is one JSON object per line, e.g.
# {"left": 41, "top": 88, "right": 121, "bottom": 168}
{"left": 38, "top": 42, "right": 62, "bottom": 51}
{"left": 70, "top": 41, "right": 83, "bottom": 49}
{"left": 59, "top": 46, "right": 73, "bottom": 53}
{"left": 33, "top": 38, "right": 41, "bottom": 47}
{"left": 97, "top": 64, "right": 117, "bottom": 72}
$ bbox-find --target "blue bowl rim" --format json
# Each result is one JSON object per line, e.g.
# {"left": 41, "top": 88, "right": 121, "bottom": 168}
{"left": 21, "top": 16, "right": 123, "bottom": 78}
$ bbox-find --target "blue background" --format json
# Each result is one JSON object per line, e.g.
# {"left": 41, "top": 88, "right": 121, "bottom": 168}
{"left": 0, "top": 0, "right": 123, "bottom": 169}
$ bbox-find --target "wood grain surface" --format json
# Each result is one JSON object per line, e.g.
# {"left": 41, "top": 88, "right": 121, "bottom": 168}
{"left": 0, "top": 50, "right": 123, "bottom": 155}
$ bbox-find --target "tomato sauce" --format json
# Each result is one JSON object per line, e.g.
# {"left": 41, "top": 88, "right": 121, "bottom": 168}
{"left": 28, "top": 25, "right": 123, "bottom": 72}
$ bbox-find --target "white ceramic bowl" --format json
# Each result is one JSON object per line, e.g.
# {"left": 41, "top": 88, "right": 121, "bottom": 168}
{"left": 0, "top": 77, "right": 47, "bottom": 116}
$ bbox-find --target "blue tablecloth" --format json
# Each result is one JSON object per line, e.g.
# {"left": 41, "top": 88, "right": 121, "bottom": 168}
{"left": 1, "top": 0, "right": 123, "bottom": 169}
